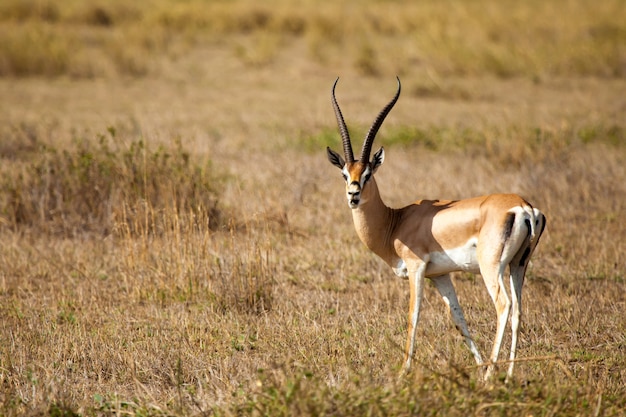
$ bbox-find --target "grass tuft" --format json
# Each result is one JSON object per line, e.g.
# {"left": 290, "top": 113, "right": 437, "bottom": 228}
{"left": 213, "top": 235, "right": 275, "bottom": 315}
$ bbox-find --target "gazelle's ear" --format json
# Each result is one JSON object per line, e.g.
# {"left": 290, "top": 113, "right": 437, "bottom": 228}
{"left": 327, "top": 147, "right": 345, "bottom": 169}
{"left": 371, "top": 147, "right": 385, "bottom": 173}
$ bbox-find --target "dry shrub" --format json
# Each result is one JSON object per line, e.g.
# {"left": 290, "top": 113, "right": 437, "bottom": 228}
{"left": 0, "top": 129, "right": 222, "bottom": 237}
{"left": 0, "top": 23, "right": 72, "bottom": 77}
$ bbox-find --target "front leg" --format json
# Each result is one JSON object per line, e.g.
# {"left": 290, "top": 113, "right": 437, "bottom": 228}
{"left": 401, "top": 260, "right": 427, "bottom": 375}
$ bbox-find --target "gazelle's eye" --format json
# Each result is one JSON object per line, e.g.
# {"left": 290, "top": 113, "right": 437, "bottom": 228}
{"left": 342, "top": 173, "right": 348, "bottom": 181}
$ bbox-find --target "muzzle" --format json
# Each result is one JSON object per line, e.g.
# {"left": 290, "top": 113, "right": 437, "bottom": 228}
{"left": 347, "top": 182, "right": 361, "bottom": 208}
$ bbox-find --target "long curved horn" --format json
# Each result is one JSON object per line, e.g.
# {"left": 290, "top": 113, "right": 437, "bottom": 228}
{"left": 331, "top": 77, "right": 354, "bottom": 163}
{"left": 360, "top": 76, "right": 401, "bottom": 163}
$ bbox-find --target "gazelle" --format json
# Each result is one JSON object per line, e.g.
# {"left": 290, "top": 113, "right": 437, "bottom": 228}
{"left": 326, "top": 77, "right": 546, "bottom": 381}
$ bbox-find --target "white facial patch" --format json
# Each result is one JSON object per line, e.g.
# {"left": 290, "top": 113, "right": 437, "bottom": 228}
{"left": 343, "top": 165, "right": 372, "bottom": 208}
{"left": 341, "top": 166, "right": 350, "bottom": 181}
{"left": 359, "top": 166, "right": 372, "bottom": 187}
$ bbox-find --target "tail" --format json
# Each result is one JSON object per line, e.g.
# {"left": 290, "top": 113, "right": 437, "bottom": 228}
{"left": 506, "top": 204, "right": 545, "bottom": 272}
{"left": 523, "top": 204, "right": 546, "bottom": 246}
{"left": 523, "top": 205, "right": 537, "bottom": 240}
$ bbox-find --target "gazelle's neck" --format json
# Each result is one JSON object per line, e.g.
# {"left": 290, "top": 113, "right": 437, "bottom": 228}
{"left": 351, "top": 177, "right": 396, "bottom": 264}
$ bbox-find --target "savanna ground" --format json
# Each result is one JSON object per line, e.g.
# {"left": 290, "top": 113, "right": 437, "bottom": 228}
{"left": 1, "top": 0, "right": 625, "bottom": 415}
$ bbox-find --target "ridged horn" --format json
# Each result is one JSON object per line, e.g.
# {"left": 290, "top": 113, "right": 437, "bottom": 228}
{"left": 360, "top": 76, "right": 401, "bottom": 163}
{"left": 331, "top": 77, "right": 355, "bottom": 163}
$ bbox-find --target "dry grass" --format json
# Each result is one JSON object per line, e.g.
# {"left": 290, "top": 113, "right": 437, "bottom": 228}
{"left": 1, "top": 0, "right": 626, "bottom": 416}
{"left": 0, "top": 0, "right": 625, "bottom": 78}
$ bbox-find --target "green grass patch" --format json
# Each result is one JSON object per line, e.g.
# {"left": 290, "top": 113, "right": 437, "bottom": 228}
{"left": 300, "top": 123, "right": 625, "bottom": 164}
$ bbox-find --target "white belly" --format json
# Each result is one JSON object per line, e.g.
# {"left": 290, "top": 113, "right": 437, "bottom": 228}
{"left": 426, "top": 237, "right": 480, "bottom": 276}
{"left": 391, "top": 237, "right": 480, "bottom": 279}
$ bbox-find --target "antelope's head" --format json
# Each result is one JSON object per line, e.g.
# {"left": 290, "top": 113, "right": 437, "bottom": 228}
{"left": 326, "top": 77, "right": 401, "bottom": 209}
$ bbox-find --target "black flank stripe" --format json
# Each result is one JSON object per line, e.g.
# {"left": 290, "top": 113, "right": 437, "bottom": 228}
{"left": 503, "top": 212, "right": 516, "bottom": 242}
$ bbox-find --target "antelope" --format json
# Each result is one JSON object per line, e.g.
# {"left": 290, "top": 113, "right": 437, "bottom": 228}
{"left": 326, "top": 77, "right": 546, "bottom": 382}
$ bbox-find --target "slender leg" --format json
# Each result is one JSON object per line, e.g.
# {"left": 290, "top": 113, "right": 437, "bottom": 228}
{"left": 432, "top": 274, "right": 483, "bottom": 367}
{"left": 401, "top": 261, "right": 426, "bottom": 375}
{"left": 507, "top": 264, "right": 526, "bottom": 381}
{"left": 506, "top": 210, "right": 545, "bottom": 381}
{"left": 481, "top": 262, "right": 511, "bottom": 381}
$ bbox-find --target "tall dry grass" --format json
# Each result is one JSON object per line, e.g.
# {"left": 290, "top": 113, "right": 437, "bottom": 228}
{"left": 0, "top": 0, "right": 624, "bottom": 78}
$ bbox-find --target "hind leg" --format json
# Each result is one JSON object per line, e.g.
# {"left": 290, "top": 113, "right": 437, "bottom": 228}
{"left": 479, "top": 260, "right": 510, "bottom": 381}
{"left": 507, "top": 210, "right": 546, "bottom": 381}
{"left": 507, "top": 263, "right": 526, "bottom": 382}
